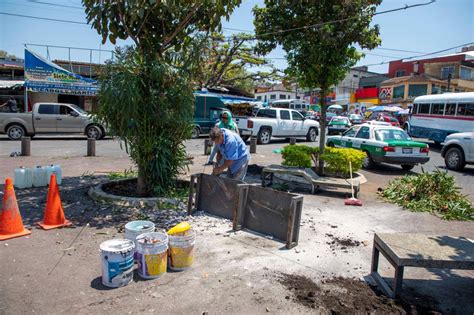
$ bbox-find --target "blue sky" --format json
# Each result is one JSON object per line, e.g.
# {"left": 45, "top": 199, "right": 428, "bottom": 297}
{"left": 1, "top": 0, "right": 473, "bottom": 74}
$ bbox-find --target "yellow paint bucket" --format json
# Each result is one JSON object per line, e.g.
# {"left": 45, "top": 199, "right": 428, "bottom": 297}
{"left": 168, "top": 229, "right": 196, "bottom": 271}
{"left": 136, "top": 232, "right": 168, "bottom": 279}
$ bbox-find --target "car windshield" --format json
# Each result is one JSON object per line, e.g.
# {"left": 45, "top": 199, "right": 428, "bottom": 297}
{"left": 69, "top": 104, "right": 87, "bottom": 115}
{"left": 350, "top": 114, "right": 362, "bottom": 119}
{"left": 375, "top": 129, "right": 411, "bottom": 141}
{"left": 331, "top": 117, "right": 348, "bottom": 123}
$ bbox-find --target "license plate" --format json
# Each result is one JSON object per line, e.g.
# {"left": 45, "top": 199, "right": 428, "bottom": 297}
{"left": 402, "top": 148, "right": 412, "bottom": 154}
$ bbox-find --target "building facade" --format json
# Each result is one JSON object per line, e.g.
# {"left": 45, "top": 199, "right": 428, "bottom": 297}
{"left": 254, "top": 83, "right": 301, "bottom": 103}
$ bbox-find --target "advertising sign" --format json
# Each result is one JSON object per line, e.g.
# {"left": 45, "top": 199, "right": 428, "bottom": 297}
{"left": 24, "top": 49, "right": 99, "bottom": 96}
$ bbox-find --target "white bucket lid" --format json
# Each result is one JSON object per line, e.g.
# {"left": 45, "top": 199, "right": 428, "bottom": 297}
{"left": 100, "top": 238, "right": 135, "bottom": 252}
{"left": 125, "top": 220, "right": 155, "bottom": 233}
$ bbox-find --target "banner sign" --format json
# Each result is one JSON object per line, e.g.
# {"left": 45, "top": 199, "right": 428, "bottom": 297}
{"left": 379, "top": 87, "right": 392, "bottom": 100}
{"left": 24, "top": 49, "right": 99, "bottom": 96}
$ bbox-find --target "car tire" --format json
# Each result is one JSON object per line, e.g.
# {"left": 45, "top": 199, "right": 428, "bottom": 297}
{"left": 191, "top": 126, "right": 200, "bottom": 139}
{"left": 6, "top": 124, "right": 26, "bottom": 140}
{"left": 401, "top": 164, "right": 415, "bottom": 171}
{"left": 306, "top": 127, "right": 318, "bottom": 142}
{"left": 444, "top": 147, "right": 465, "bottom": 171}
{"left": 327, "top": 142, "right": 335, "bottom": 147}
{"left": 362, "top": 151, "right": 375, "bottom": 169}
{"left": 86, "top": 125, "right": 102, "bottom": 140}
{"left": 257, "top": 127, "right": 272, "bottom": 145}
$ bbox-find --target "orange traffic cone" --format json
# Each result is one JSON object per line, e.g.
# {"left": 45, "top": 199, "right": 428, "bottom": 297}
{"left": 0, "top": 178, "right": 31, "bottom": 240}
{"left": 37, "top": 174, "right": 71, "bottom": 230}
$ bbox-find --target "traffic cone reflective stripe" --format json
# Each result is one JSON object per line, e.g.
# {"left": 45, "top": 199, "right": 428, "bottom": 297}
{"left": 0, "top": 178, "right": 31, "bottom": 240}
{"left": 37, "top": 174, "right": 71, "bottom": 230}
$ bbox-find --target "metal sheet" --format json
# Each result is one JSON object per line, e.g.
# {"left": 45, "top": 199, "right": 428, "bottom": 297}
{"left": 197, "top": 174, "right": 244, "bottom": 220}
{"left": 242, "top": 186, "right": 299, "bottom": 243}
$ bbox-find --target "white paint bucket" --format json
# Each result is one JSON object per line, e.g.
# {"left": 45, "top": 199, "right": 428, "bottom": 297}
{"left": 124, "top": 220, "right": 155, "bottom": 254}
{"left": 168, "top": 229, "right": 196, "bottom": 271}
{"left": 136, "top": 232, "right": 168, "bottom": 279}
{"left": 100, "top": 239, "right": 135, "bottom": 288}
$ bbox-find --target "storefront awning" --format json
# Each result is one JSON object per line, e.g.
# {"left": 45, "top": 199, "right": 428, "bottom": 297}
{"left": 0, "top": 80, "right": 24, "bottom": 89}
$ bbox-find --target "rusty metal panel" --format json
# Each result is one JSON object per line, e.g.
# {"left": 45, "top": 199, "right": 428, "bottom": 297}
{"left": 196, "top": 174, "right": 245, "bottom": 220}
{"left": 241, "top": 186, "right": 302, "bottom": 247}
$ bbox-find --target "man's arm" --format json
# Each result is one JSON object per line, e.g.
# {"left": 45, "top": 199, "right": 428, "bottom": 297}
{"left": 212, "top": 159, "right": 234, "bottom": 175}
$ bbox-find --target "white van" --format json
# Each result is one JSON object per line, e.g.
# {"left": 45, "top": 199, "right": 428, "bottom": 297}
{"left": 271, "top": 99, "right": 310, "bottom": 112}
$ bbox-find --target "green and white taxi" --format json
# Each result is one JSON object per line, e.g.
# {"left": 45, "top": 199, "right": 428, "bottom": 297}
{"left": 327, "top": 116, "right": 351, "bottom": 135}
{"left": 326, "top": 123, "right": 430, "bottom": 170}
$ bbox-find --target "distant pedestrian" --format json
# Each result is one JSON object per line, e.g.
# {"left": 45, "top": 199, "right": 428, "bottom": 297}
{"left": 209, "top": 127, "right": 250, "bottom": 181}
{"left": 0, "top": 97, "right": 18, "bottom": 113}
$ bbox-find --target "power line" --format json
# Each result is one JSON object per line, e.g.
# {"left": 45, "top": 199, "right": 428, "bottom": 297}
{"left": 227, "top": 0, "right": 436, "bottom": 40}
{"left": 0, "top": 11, "right": 88, "bottom": 25}
{"left": 2, "top": 1, "right": 84, "bottom": 14}
{"left": 372, "top": 47, "right": 426, "bottom": 54}
{"left": 26, "top": 0, "right": 83, "bottom": 10}
{"left": 361, "top": 42, "right": 474, "bottom": 67}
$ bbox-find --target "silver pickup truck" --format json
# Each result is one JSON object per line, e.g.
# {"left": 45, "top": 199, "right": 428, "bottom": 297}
{"left": 0, "top": 103, "right": 106, "bottom": 140}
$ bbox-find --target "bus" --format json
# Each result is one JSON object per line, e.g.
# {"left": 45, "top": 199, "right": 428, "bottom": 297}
{"left": 406, "top": 92, "right": 474, "bottom": 144}
{"left": 271, "top": 99, "right": 310, "bottom": 112}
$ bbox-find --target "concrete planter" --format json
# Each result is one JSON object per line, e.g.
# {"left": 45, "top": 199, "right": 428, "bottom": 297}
{"left": 88, "top": 178, "right": 183, "bottom": 208}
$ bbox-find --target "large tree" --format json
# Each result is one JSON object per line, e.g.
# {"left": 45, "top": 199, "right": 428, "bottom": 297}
{"left": 254, "top": 0, "right": 381, "bottom": 173}
{"left": 190, "top": 33, "right": 281, "bottom": 93}
{"left": 83, "top": 0, "right": 242, "bottom": 195}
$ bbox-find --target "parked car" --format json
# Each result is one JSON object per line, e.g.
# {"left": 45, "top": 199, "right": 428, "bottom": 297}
{"left": 374, "top": 115, "right": 400, "bottom": 127}
{"left": 349, "top": 113, "right": 364, "bottom": 124}
{"left": 327, "top": 116, "right": 351, "bottom": 135}
{"left": 326, "top": 123, "right": 430, "bottom": 170}
{"left": 324, "top": 112, "right": 337, "bottom": 123}
{"left": 441, "top": 132, "right": 474, "bottom": 171}
{"left": 0, "top": 103, "right": 106, "bottom": 140}
{"left": 236, "top": 108, "right": 320, "bottom": 144}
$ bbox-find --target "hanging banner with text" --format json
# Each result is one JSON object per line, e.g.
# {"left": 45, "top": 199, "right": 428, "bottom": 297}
{"left": 24, "top": 49, "right": 99, "bottom": 96}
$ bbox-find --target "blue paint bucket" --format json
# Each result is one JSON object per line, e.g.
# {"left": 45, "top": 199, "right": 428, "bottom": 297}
{"left": 100, "top": 239, "right": 135, "bottom": 288}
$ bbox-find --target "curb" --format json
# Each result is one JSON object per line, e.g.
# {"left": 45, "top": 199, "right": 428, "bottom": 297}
{"left": 88, "top": 179, "right": 181, "bottom": 208}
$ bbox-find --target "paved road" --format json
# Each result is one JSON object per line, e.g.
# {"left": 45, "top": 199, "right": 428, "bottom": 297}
{"left": 0, "top": 134, "right": 472, "bottom": 199}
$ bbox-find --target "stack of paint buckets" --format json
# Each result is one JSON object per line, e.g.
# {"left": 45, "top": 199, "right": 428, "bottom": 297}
{"left": 99, "top": 220, "right": 196, "bottom": 288}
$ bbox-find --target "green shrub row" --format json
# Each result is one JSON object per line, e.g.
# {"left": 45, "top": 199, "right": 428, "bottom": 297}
{"left": 380, "top": 169, "right": 473, "bottom": 221}
{"left": 281, "top": 145, "right": 366, "bottom": 176}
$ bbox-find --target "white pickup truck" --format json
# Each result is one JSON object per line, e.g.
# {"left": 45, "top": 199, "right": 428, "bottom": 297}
{"left": 0, "top": 103, "right": 106, "bottom": 140}
{"left": 235, "top": 108, "right": 320, "bottom": 144}
{"left": 441, "top": 132, "right": 474, "bottom": 171}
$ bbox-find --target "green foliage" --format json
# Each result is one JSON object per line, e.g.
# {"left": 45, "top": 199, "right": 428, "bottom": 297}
{"left": 97, "top": 48, "right": 194, "bottom": 195}
{"left": 281, "top": 145, "right": 314, "bottom": 168}
{"left": 319, "top": 147, "right": 366, "bottom": 176}
{"left": 189, "top": 33, "right": 281, "bottom": 93}
{"left": 253, "top": 0, "right": 381, "bottom": 172}
{"left": 380, "top": 170, "right": 473, "bottom": 221}
{"left": 281, "top": 145, "right": 365, "bottom": 176}
{"left": 83, "top": 0, "right": 242, "bottom": 55}
{"left": 108, "top": 168, "right": 138, "bottom": 180}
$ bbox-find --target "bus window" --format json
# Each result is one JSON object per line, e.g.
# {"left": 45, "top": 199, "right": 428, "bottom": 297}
{"left": 430, "top": 103, "right": 444, "bottom": 115}
{"left": 457, "top": 103, "right": 474, "bottom": 116}
{"left": 445, "top": 103, "right": 456, "bottom": 116}
{"left": 412, "top": 103, "right": 418, "bottom": 114}
{"left": 418, "top": 103, "right": 430, "bottom": 114}
{"left": 295, "top": 104, "right": 301, "bottom": 109}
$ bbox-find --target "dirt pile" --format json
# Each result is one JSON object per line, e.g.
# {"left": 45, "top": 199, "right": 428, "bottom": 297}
{"left": 278, "top": 273, "right": 442, "bottom": 314}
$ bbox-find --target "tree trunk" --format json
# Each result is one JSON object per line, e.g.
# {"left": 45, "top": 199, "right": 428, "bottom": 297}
{"left": 317, "top": 87, "right": 328, "bottom": 175}
{"left": 137, "top": 165, "right": 148, "bottom": 196}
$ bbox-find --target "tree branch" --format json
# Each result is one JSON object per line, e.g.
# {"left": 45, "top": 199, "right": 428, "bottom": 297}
{"left": 161, "top": 3, "right": 202, "bottom": 53}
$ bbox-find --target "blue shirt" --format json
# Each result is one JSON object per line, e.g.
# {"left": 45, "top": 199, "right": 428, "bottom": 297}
{"left": 217, "top": 129, "right": 250, "bottom": 174}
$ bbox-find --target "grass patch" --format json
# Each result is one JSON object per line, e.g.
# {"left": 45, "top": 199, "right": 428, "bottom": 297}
{"left": 108, "top": 168, "right": 138, "bottom": 180}
{"left": 379, "top": 169, "right": 473, "bottom": 221}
